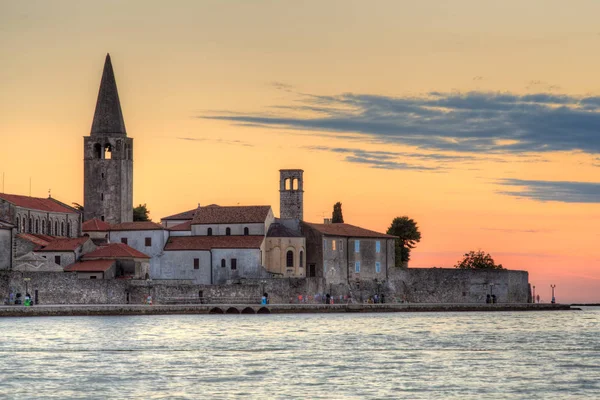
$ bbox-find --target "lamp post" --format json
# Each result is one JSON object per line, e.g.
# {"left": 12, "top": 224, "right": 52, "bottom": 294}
{"left": 532, "top": 285, "right": 536, "bottom": 303}
{"left": 23, "top": 277, "right": 30, "bottom": 295}
{"left": 551, "top": 284, "right": 556, "bottom": 304}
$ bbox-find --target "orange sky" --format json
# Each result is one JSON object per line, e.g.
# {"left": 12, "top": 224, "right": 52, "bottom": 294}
{"left": 1, "top": 1, "right": 599, "bottom": 302}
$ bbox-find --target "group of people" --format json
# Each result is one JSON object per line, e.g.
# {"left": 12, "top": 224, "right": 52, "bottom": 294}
{"left": 4, "top": 292, "right": 33, "bottom": 306}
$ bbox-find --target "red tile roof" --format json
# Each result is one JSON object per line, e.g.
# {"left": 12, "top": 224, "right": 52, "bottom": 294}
{"left": 16, "top": 233, "right": 55, "bottom": 247}
{"left": 164, "top": 235, "right": 264, "bottom": 251}
{"left": 168, "top": 221, "right": 191, "bottom": 231}
{"left": 162, "top": 208, "right": 197, "bottom": 221}
{"left": 82, "top": 218, "right": 110, "bottom": 232}
{"left": 35, "top": 237, "right": 90, "bottom": 252}
{"left": 65, "top": 259, "right": 115, "bottom": 272}
{"left": 110, "top": 221, "right": 164, "bottom": 231}
{"left": 0, "top": 193, "right": 78, "bottom": 214}
{"left": 191, "top": 205, "right": 271, "bottom": 225}
{"left": 82, "top": 243, "right": 150, "bottom": 259}
{"left": 303, "top": 222, "right": 396, "bottom": 239}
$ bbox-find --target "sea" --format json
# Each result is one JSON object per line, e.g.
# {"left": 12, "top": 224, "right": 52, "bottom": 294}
{"left": 0, "top": 308, "right": 598, "bottom": 399}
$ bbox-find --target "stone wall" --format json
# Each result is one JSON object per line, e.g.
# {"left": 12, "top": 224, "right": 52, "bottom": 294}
{"left": 0, "top": 228, "right": 12, "bottom": 270}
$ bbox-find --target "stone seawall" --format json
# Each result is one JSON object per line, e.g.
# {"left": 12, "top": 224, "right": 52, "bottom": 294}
{"left": 0, "top": 267, "right": 530, "bottom": 306}
{"left": 0, "top": 303, "right": 571, "bottom": 317}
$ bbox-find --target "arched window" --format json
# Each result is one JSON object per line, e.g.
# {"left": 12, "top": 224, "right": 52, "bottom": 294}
{"left": 299, "top": 251, "right": 303, "bottom": 268}
{"left": 221, "top": 259, "right": 226, "bottom": 268}
{"left": 67, "top": 222, "right": 71, "bottom": 237}
{"left": 244, "top": 227, "right": 249, "bottom": 236}
{"left": 41, "top": 220, "right": 45, "bottom": 234}
{"left": 55, "top": 221, "right": 58, "bottom": 235}
{"left": 104, "top": 143, "right": 112, "bottom": 160}
{"left": 35, "top": 219, "right": 39, "bottom": 234}
{"left": 226, "top": 227, "right": 231, "bottom": 236}
{"left": 17, "top": 215, "right": 21, "bottom": 232}
{"left": 93, "top": 143, "right": 102, "bottom": 159}
{"left": 61, "top": 222, "right": 65, "bottom": 236}
{"left": 22, "top": 217, "right": 25, "bottom": 233}
{"left": 207, "top": 228, "right": 212, "bottom": 236}
{"left": 285, "top": 178, "right": 291, "bottom": 190}
{"left": 286, "top": 250, "right": 294, "bottom": 268}
{"left": 292, "top": 179, "right": 298, "bottom": 190}
{"left": 28, "top": 218, "right": 32, "bottom": 233}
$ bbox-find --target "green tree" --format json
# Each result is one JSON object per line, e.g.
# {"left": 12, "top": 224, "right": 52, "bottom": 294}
{"left": 332, "top": 202, "right": 344, "bottom": 223}
{"left": 133, "top": 204, "right": 151, "bottom": 221}
{"left": 386, "top": 216, "right": 421, "bottom": 266}
{"left": 454, "top": 250, "right": 504, "bottom": 270}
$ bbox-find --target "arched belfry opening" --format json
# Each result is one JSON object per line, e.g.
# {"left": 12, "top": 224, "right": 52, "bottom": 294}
{"left": 104, "top": 143, "right": 112, "bottom": 159}
{"left": 93, "top": 143, "right": 102, "bottom": 159}
{"left": 279, "top": 169, "right": 304, "bottom": 220}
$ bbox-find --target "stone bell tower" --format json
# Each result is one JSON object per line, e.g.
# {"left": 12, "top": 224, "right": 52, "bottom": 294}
{"left": 83, "top": 54, "right": 133, "bottom": 224}
{"left": 279, "top": 169, "right": 304, "bottom": 220}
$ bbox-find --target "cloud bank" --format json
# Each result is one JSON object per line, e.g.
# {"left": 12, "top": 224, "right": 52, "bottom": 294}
{"left": 498, "top": 179, "right": 600, "bottom": 203}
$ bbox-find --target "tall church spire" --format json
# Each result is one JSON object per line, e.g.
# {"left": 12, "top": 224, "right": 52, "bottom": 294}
{"left": 91, "top": 53, "right": 127, "bottom": 135}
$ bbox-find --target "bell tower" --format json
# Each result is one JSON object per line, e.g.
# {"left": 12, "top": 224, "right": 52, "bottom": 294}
{"left": 83, "top": 54, "right": 133, "bottom": 224}
{"left": 279, "top": 169, "right": 304, "bottom": 220}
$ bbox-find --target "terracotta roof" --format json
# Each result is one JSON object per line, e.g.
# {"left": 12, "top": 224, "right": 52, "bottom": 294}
{"left": 36, "top": 237, "right": 90, "bottom": 252}
{"left": 65, "top": 259, "right": 115, "bottom": 272}
{"left": 16, "top": 233, "right": 55, "bottom": 247}
{"left": 303, "top": 222, "right": 396, "bottom": 239}
{"left": 82, "top": 243, "right": 150, "bottom": 259}
{"left": 168, "top": 221, "right": 191, "bottom": 231}
{"left": 82, "top": 218, "right": 110, "bottom": 232}
{"left": 110, "top": 221, "right": 164, "bottom": 231}
{"left": 162, "top": 208, "right": 197, "bottom": 221}
{"left": 191, "top": 205, "right": 271, "bottom": 225}
{"left": 164, "top": 236, "right": 264, "bottom": 251}
{"left": 0, "top": 193, "right": 77, "bottom": 213}
{"left": 267, "top": 223, "right": 303, "bottom": 238}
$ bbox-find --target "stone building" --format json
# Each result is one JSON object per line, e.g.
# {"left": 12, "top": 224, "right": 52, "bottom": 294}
{"left": 160, "top": 208, "right": 197, "bottom": 228}
{"left": 81, "top": 218, "right": 110, "bottom": 245}
{"left": 33, "top": 237, "right": 96, "bottom": 268}
{"left": 301, "top": 222, "right": 396, "bottom": 284}
{"left": 0, "top": 220, "right": 15, "bottom": 270}
{"left": 279, "top": 169, "right": 304, "bottom": 220}
{"left": 264, "top": 221, "right": 306, "bottom": 277}
{"left": 108, "top": 221, "right": 169, "bottom": 278}
{"left": 66, "top": 243, "right": 150, "bottom": 280}
{"left": 83, "top": 54, "right": 133, "bottom": 224}
{"left": 0, "top": 193, "right": 81, "bottom": 238}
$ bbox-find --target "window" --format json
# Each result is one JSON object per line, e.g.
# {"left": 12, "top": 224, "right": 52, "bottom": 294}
{"left": 55, "top": 255, "right": 61, "bottom": 265}
{"left": 332, "top": 240, "right": 336, "bottom": 251}
{"left": 93, "top": 143, "right": 102, "bottom": 159}
{"left": 145, "top": 237, "right": 152, "bottom": 247}
{"left": 323, "top": 239, "right": 327, "bottom": 249}
{"left": 101, "top": 172, "right": 105, "bottom": 179}
{"left": 29, "top": 218, "right": 32, "bottom": 233}
{"left": 376, "top": 262, "right": 381, "bottom": 273}
{"left": 101, "top": 216, "right": 105, "bottom": 222}
{"left": 355, "top": 240, "right": 360, "bottom": 253}
{"left": 55, "top": 221, "right": 58, "bottom": 234}
{"left": 244, "top": 227, "right": 249, "bottom": 236}
{"left": 376, "top": 241, "right": 381, "bottom": 253}
{"left": 121, "top": 238, "right": 128, "bottom": 245}
{"left": 101, "top": 193, "right": 104, "bottom": 201}
{"left": 67, "top": 222, "right": 71, "bottom": 237}
{"left": 104, "top": 143, "right": 112, "bottom": 159}
{"left": 339, "top": 240, "right": 343, "bottom": 250}
{"left": 207, "top": 228, "right": 212, "bottom": 236}
{"left": 90, "top": 276, "right": 97, "bottom": 279}
{"left": 193, "top": 258, "right": 199, "bottom": 270}
{"left": 355, "top": 261, "right": 360, "bottom": 273}
{"left": 221, "top": 259, "right": 226, "bottom": 268}
{"left": 35, "top": 219, "right": 39, "bottom": 234}
{"left": 231, "top": 258, "right": 237, "bottom": 270}
{"left": 299, "top": 251, "right": 303, "bottom": 267}
{"left": 226, "top": 227, "right": 231, "bottom": 236}
{"left": 286, "top": 250, "right": 294, "bottom": 267}
{"left": 61, "top": 222, "right": 65, "bottom": 236}
{"left": 41, "top": 220, "right": 45, "bottom": 234}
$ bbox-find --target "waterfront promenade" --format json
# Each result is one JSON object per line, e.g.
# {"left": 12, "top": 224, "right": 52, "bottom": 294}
{"left": 0, "top": 302, "right": 572, "bottom": 317}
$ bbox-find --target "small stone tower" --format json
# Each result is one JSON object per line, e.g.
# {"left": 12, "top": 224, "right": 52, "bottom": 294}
{"left": 279, "top": 169, "right": 304, "bottom": 220}
{"left": 83, "top": 54, "right": 133, "bottom": 224}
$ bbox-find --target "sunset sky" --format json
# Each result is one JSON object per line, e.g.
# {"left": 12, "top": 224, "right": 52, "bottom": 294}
{"left": 1, "top": 0, "right": 599, "bottom": 302}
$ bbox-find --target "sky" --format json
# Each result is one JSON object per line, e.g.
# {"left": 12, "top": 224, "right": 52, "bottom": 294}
{"left": 1, "top": 0, "right": 599, "bottom": 302}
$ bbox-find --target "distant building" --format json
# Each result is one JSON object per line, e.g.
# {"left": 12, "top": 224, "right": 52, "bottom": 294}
{"left": 0, "top": 220, "right": 15, "bottom": 270}
{"left": 0, "top": 193, "right": 81, "bottom": 238}
{"left": 66, "top": 243, "right": 150, "bottom": 280}
{"left": 301, "top": 222, "right": 396, "bottom": 284}
{"left": 264, "top": 221, "right": 306, "bottom": 277}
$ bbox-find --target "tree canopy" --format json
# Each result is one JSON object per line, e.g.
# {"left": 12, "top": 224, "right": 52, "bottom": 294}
{"left": 386, "top": 216, "right": 421, "bottom": 266}
{"left": 332, "top": 202, "right": 344, "bottom": 223}
{"left": 133, "top": 204, "right": 151, "bottom": 221}
{"left": 454, "top": 250, "right": 504, "bottom": 270}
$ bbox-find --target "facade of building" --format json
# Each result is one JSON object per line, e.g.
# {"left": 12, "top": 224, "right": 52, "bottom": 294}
{"left": 301, "top": 222, "right": 396, "bottom": 284}
{"left": 0, "top": 193, "right": 81, "bottom": 238}
{"left": 264, "top": 222, "right": 306, "bottom": 277}
{"left": 69, "top": 243, "right": 150, "bottom": 279}
{"left": 0, "top": 220, "right": 14, "bottom": 270}
{"left": 34, "top": 237, "right": 96, "bottom": 268}
{"left": 279, "top": 169, "right": 304, "bottom": 220}
{"left": 83, "top": 53, "right": 133, "bottom": 224}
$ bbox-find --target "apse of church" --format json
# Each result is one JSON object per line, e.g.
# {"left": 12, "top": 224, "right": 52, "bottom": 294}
{"left": 83, "top": 54, "right": 133, "bottom": 224}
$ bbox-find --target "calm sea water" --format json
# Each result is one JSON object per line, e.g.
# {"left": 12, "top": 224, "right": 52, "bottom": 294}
{"left": 0, "top": 308, "right": 598, "bottom": 399}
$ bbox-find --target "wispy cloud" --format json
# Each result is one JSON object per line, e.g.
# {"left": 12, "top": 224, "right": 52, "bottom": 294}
{"left": 176, "top": 137, "right": 253, "bottom": 147}
{"left": 201, "top": 90, "right": 600, "bottom": 155}
{"left": 497, "top": 179, "right": 600, "bottom": 203}
{"left": 481, "top": 227, "right": 553, "bottom": 234}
